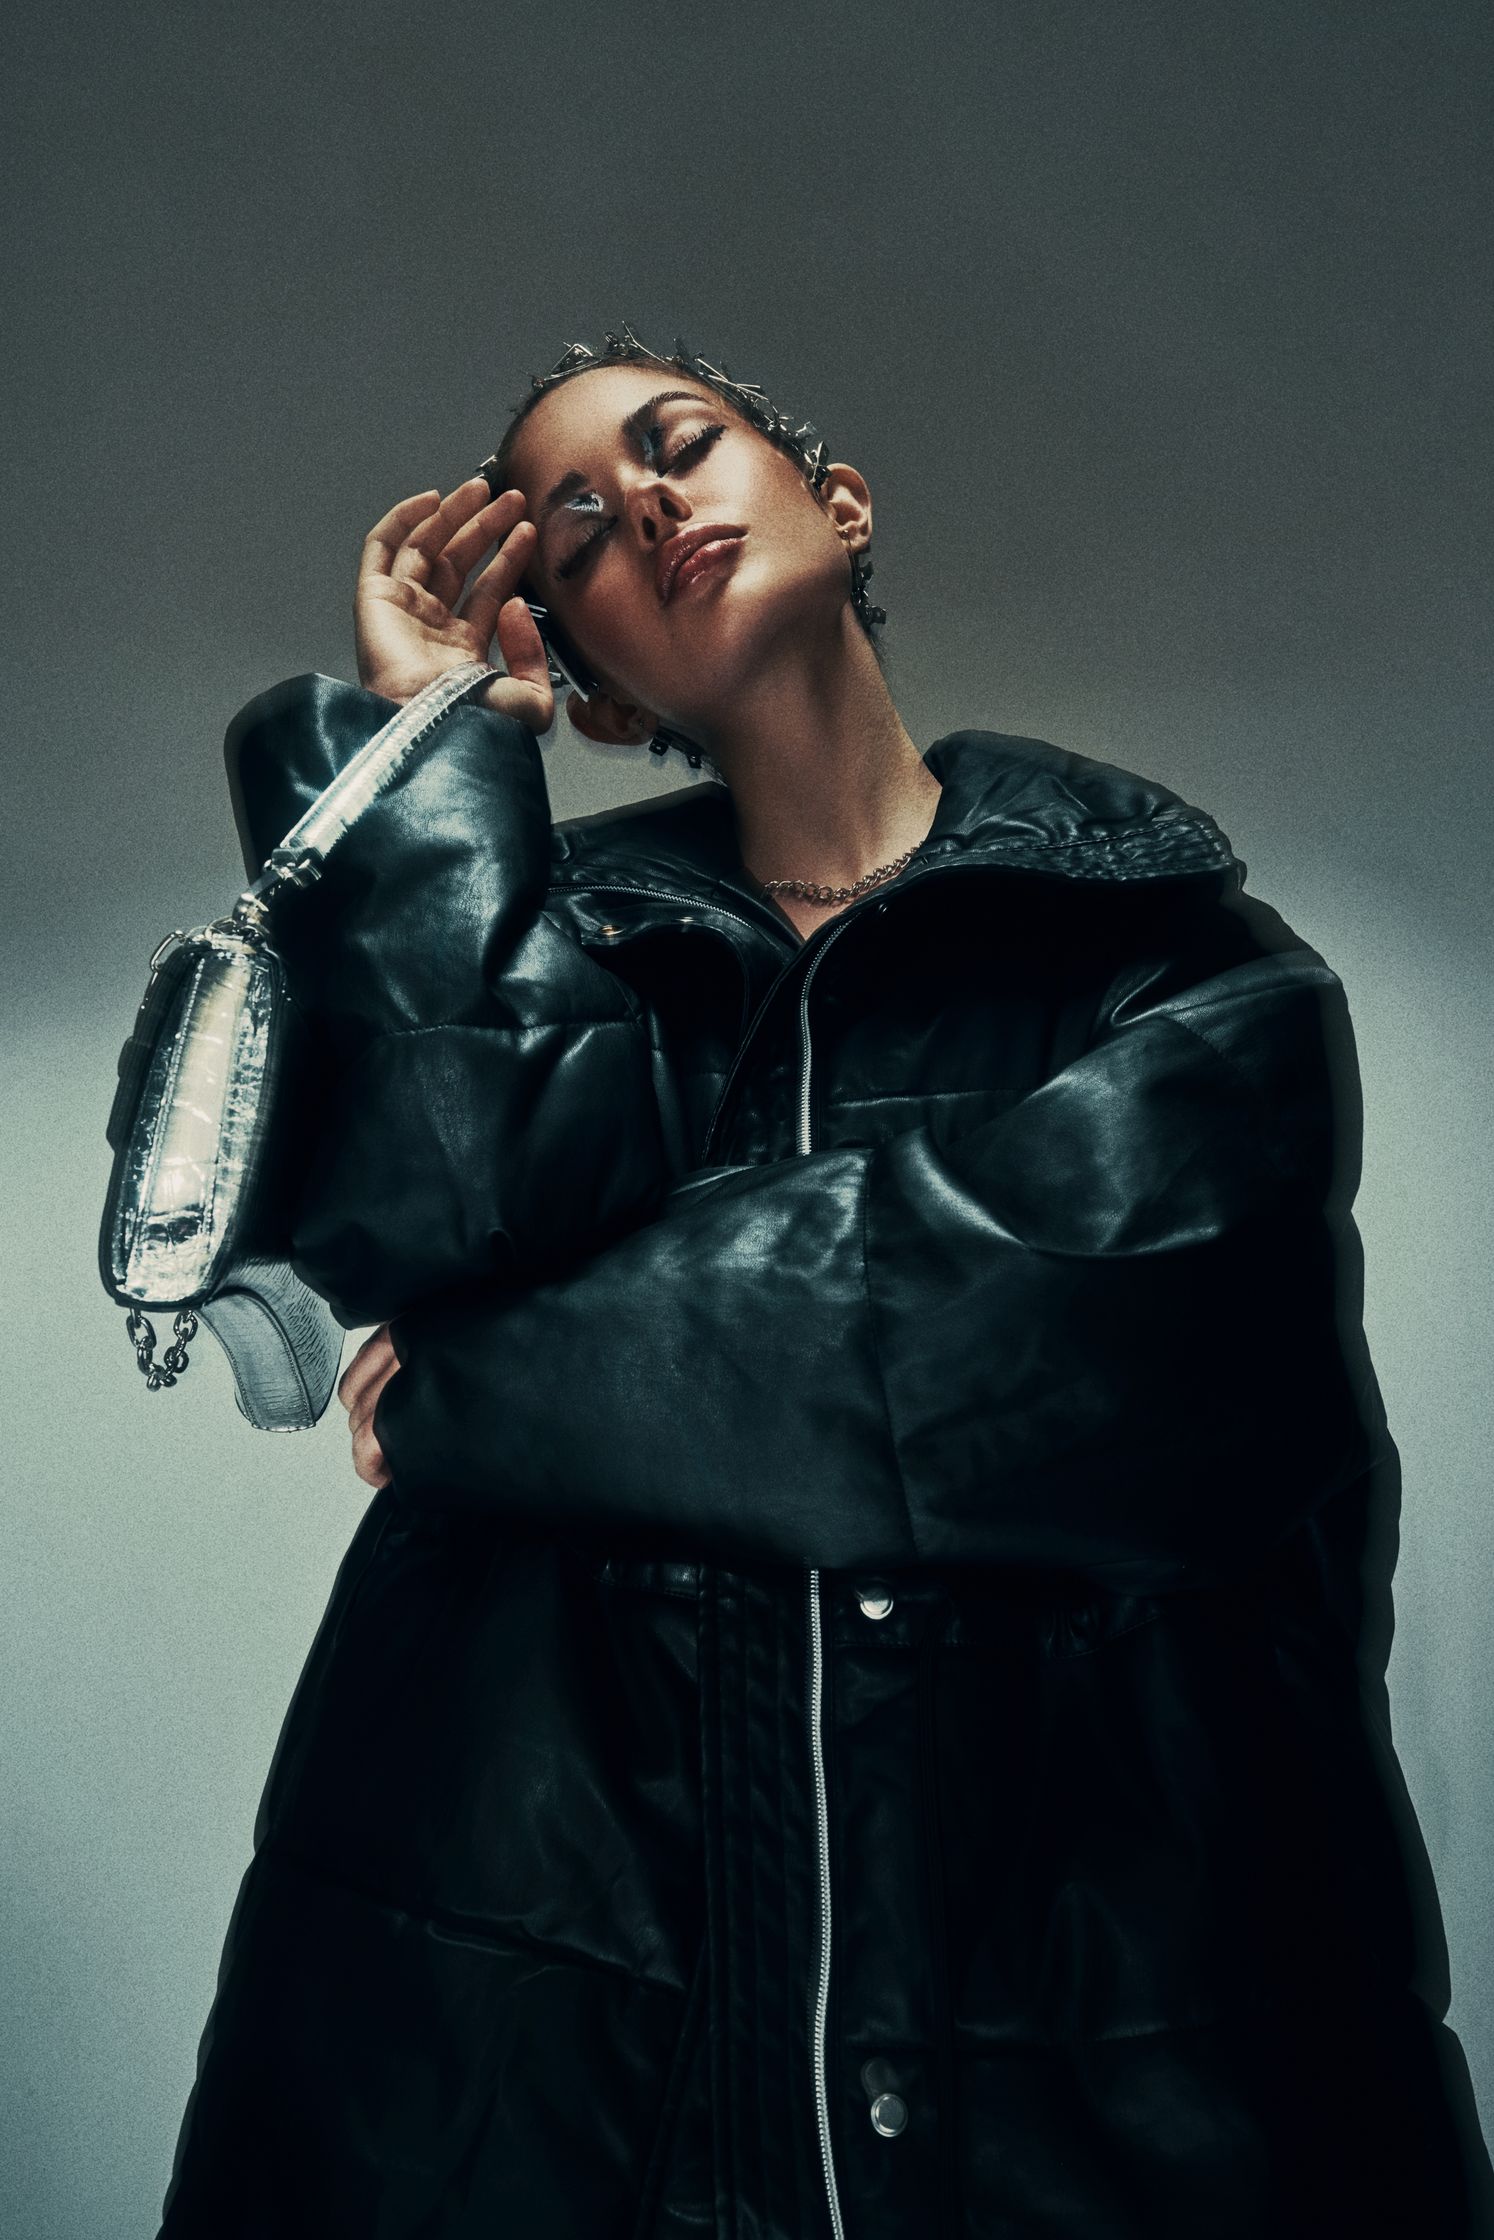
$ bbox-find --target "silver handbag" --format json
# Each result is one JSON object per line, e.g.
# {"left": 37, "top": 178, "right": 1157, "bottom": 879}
{"left": 98, "top": 660, "right": 501, "bottom": 1430}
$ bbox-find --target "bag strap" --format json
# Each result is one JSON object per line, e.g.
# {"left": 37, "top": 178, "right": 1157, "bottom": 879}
{"left": 239, "top": 660, "right": 501, "bottom": 913}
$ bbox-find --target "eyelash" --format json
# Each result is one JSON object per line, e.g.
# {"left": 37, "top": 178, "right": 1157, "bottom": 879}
{"left": 556, "top": 423, "right": 727, "bottom": 580}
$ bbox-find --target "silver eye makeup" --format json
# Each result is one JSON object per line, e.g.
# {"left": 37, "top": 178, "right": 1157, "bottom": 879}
{"left": 555, "top": 422, "right": 727, "bottom": 582}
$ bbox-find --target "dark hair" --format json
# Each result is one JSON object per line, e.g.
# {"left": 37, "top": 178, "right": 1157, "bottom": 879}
{"left": 481, "top": 327, "right": 887, "bottom": 770}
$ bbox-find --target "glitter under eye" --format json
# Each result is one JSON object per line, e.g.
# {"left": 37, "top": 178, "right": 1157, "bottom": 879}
{"left": 556, "top": 491, "right": 609, "bottom": 580}
{"left": 555, "top": 423, "right": 727, "bottom": 581}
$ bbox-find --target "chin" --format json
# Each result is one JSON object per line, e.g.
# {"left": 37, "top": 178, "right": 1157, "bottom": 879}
{"left": 694, "top": 561, "right": 836, "bottom": 684}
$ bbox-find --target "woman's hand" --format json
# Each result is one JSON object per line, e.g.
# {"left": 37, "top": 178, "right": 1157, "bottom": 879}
{"left": 338, "top": 1324, "right": 401, "bottom": 1490}
{"left": 354, "top": 477, "right": 556, "bottom": 730}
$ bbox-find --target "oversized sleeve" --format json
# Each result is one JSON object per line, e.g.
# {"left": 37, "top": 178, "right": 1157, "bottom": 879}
{"left": 226, "top": 674, "right": 671, "bottom": 1330}
{"left": 372, "top": 878, "right": 1394, "bottom": 1591}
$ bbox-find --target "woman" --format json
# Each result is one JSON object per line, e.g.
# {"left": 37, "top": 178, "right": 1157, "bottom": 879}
{"left": 160, "top": 328, "right": 1494, "bottom": 2236}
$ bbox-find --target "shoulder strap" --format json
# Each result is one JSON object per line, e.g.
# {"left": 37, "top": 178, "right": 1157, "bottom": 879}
{"left": 241, "top": 661, "right": 501, "bottom": 906}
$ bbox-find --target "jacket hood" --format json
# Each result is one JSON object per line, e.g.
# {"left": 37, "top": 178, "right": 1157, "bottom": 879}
{"left": 549, "top": 727, "right": 1240, "bottom": 909}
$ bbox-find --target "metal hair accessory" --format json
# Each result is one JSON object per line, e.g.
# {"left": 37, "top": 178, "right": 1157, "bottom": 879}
{"left": 495, "top": 323, "right": 887, "bottom": 774}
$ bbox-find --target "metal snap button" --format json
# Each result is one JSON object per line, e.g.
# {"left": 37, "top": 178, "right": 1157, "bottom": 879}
{"left": 599, "top": 923, "right": 620, "bottom": 937}
{"left": 869, "top": 2091, "right": 908, "bottom": 2137}
{"left": 857, "top": 1582, "right": 894, "bottom": 1620}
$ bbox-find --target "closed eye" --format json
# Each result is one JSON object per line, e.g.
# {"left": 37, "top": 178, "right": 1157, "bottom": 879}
{"left": 556, "top": 422, "right": 727, "bottom": 581}
{"left": 659, "top": 421, "right": 727, "bottom": 474}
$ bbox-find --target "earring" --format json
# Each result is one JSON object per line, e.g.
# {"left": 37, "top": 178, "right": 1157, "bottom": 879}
{"left": 848, "top": 547, "right": 887, "bottom": 630}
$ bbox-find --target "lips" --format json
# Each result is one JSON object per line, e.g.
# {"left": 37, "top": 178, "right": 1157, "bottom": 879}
{"left": 657, "top": 524, "right": 747, "bottom": 604}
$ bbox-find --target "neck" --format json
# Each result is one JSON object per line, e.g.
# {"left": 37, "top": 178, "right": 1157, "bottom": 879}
{"left": 692, "top": 611, "right": 942, "bottom": 891}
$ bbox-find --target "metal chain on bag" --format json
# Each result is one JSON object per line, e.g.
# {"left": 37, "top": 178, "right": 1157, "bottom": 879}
{"left": 125, "top": 1306, "right": 199, "bottom": 1389}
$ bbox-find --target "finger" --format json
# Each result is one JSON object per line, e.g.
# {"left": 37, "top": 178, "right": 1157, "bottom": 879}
{"left": 392, "top": 476, "right": 506, "bottom": 585}
{"left": 494, "top": 594, "right": 555, "bottom": 691}
{"left": 363, "top": 575, "right": 462, "bottom": 633}
{"left": 457, "top": 518, "right": 539, "bottom": 648}
{"left": 348, "top": 1385, "right": 389, "bottom": 1448}
{"left": 337, "top": 1325, "right": 396, "bottom": 1414}
{"left": 351, "top": 1416, "right": 391, "bottom": 1489}
{"left": 358, "top": 491, "right": 442, "bottom": 585}
{"left": 481, "top": 676, "right": 556, "bottom": 733}
{"left": 339, "top": 1354, "right": 390, "bottom": 1429}
{"left": 482, "top": 608, "right": 556, "bottom": 733}
{"left": 479, "top": 658, "right": 555, "bottom": 739}
{"left": 416, "top": 489, "right": 525, "bottom": 611}
{"left": 439, "top": 487, "right": 529, "bottom": 583}
{"left": 350, "top": 1369, "right": 395, "bottom": 1476}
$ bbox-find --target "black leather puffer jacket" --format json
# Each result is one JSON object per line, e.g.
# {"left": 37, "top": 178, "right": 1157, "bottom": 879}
{"left": 161, "top": 675, "right": 1494, "bottom": 2238}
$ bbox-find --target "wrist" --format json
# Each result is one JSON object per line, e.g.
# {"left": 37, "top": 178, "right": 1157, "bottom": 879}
{"left": 357, "top": 654, "right": 494, "bottom": 709}
{"left": 355, "top": 669, "right": 415, "bottom": 708}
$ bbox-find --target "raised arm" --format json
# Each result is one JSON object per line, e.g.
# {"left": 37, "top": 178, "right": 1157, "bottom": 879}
{"left": 224, "top": 475, "right": 677, "bottom": 1331}
{"left": 372, "top": 881, "right": 1393, "bottom": 1591}
{"left": 229, "top": 669, "right": 670, "bottom": 1331}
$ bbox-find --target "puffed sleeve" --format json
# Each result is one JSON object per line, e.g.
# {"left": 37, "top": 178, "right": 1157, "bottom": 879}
{"left": 372, "top": 876, "right": 1394, "bottom": 1591}
{"left": 227, "top": 674, "right": 670, "bottom": 1329}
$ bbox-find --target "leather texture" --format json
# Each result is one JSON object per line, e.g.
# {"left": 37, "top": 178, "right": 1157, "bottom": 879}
{"left": 159, "top": 673, "right": 1494, "bottom": 2237}
{"left": 99, "top": 919, "right": 343, "bottom": 1428}
{"left": 195, "top": 1254, "right": 344, "bottom": 1430}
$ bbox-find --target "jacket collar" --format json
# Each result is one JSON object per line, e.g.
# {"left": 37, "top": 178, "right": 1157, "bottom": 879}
{"left": 548, "top": 727, "right": 1239, "bottom": 923}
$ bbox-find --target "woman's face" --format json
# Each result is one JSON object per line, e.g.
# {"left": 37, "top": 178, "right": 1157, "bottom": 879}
{"left": 503, "top": 363, "right": 868, "bottom": 738}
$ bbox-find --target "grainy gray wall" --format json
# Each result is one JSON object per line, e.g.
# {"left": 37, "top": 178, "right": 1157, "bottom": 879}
{"left": 2, "top": 3, "right": 1489, "bottom": 2230}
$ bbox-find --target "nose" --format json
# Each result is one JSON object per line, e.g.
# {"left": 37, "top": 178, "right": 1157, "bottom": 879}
{"left": 623, "top": 472, "right": 692, "bottom": 546}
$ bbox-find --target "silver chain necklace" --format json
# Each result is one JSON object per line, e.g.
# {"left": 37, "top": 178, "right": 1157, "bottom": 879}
{"left": 756, "top": 846, "right": 919, "bottom": 906}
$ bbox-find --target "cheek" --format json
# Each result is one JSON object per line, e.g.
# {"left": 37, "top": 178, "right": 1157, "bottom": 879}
{"left": 566, "top": 583, "right": 670, "bottom": 704}
{"left": 752, "top": 501, "right": 846, "bottom": 603}
{"left": 746, "top": 463, "right": 840, "bottom": 575}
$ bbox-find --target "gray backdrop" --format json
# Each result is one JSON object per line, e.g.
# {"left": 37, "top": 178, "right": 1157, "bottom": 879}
{"left": 3, "top": 2, "right": 1489, "bottom": 2231}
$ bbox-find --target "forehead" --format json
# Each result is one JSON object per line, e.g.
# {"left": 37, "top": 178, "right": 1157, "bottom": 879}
{"left": 506, "top": 365, "right": 729, "bottom": 490}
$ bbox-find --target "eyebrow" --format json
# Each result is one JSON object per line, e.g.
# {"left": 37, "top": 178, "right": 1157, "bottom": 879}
{"left": 537, "top": 390, "right": 709, "bottom": 534}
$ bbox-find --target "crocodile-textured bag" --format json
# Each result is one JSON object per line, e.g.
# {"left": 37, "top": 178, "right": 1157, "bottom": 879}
{"left": 98, "top": 661, "right": 501, "bottom": 1430}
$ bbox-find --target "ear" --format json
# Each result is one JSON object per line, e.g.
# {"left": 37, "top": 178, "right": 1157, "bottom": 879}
{"left": 820, "top": 463, "right": 873, "bottom": 555}
{"left": 565, "top": 689, "right": 662, "bottom": 747}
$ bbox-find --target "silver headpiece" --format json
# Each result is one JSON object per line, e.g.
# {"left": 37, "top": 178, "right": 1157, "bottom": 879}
{"left": 491, "top": 324, "right": 886, "bottom": 774}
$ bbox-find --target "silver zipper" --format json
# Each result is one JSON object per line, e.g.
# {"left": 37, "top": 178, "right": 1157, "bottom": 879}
{"left": 796, "top": 927, "right": 846, "bottom": 1160}
{"left": 703, "top": 862, "right": 951, "bottom": 1165}
{"left": 798, "top": 922, "right": 851, "bottom": 2240}
{"left": 583, "top": 876, "right": 856, "bottom": 2231}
